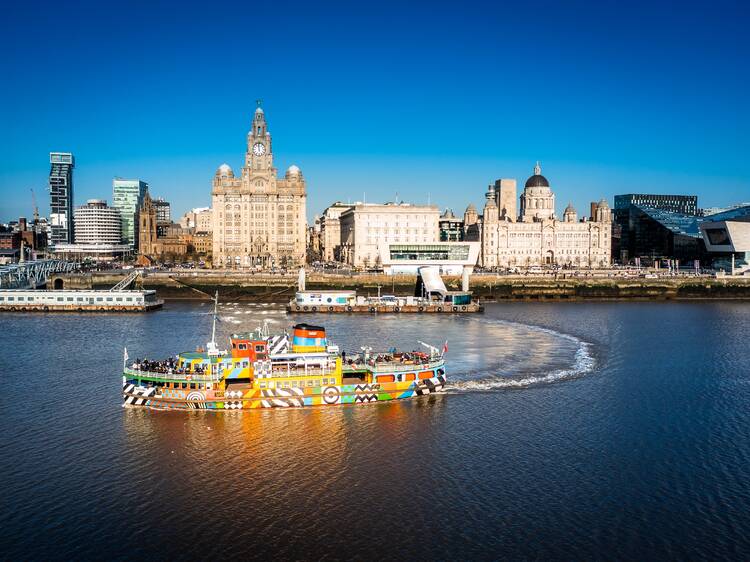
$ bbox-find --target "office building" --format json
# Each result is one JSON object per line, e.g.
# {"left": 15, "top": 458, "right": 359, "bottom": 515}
{"left": 319, "top": 202, "right": 352, "bottom": 262}
{"left": 49, "top": 152, "right": 75, "bottom": 245}
{"left": 153, "top": 198, "right": 171, "bottom": 236}
{"left": 379, "top": 241, "right": 481, "bottom": 275}
{"left": 113, "top": 179, "right": 148, "bottom": 248}
{"left": 212, "top": 103, "right": 307, "bottom": 268}
{"left": 614, "top": 194, "right": 699, "bottom": 215}
{"left": 73, "top": 199, "right": 122, "bottom": 245}
{"left": 338, "top": 202, "right": 440, "bottom": 268}
{"left": 439, "top": 209, "right": 464, "bottom": 241}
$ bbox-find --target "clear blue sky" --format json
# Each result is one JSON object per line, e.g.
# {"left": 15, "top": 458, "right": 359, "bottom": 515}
{"left": 1, "top": 0, "right": 748, "bottom": 223}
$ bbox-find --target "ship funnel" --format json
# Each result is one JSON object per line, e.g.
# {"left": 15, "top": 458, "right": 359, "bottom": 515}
{"left": 292, "top": 323, "right": 327, "bottom": 353}
{"left": 298, "top": 267, "right": 306, "bottom": 291}
{"left": 462, "top": 268, "right": 470, "bottom": 292}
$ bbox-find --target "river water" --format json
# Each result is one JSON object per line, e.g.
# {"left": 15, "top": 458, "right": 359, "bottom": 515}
{"left": 2, "top": 302, "right": 750, "bottom": 559}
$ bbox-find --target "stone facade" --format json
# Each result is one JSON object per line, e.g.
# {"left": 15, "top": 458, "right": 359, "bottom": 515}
{"left": 212, "top": 103, "right": 306, "bottom": 268}
{"left": 138, "top": 192, "right": 188, "bottom": 260}
{"left": 476, "top": 164, "right": 612, "bottom": 268}
{"left": 339, "top": 203, "right": 440, "bottom": 268}
{"left": 319, "top": 202, "right": 352, "bottom": 262}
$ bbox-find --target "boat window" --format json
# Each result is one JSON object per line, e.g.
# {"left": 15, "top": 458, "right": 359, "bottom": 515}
{"left": 67, "top": 297, "right": 73, "bottom": 302}
{"left": 17, "top": 296, "right": 24, "bottom": 301}
{"left": 190, "top": 383, "right": 196, "bottom": 390}
{"left": 181, "top": 383, "right": 187, "bottom": 389}
{"left": 76, "top": 297, "right": 83, "bottom": 302}
{"left": 259, "top": 382, "right": 267, "bottom": 388}
{"left": 0, "top": 297, "right": 4, "bottom": 301}
{"left": 106, "top": 297, "right": 113, "bottom": 302}
{"left": 291, "top": 381, "right": 298, "bottom": 387}
{"left": 404, "top": 373, "right": 415, "bottom": 381}
{"left": 96, "top": 297, "right": 103, "bottom": 302}
{"left": 255, "top": 345, "right": 265, "bottom": 352}
{"left": 57, "top": 297, "right": 63, "bottom": 302}
{"left": 116, "top": 297, "right": 123, "bottom": 302}
{"left": 7, "top": 296, "right": 14, "bottom": 301}
{"left": 307, "top": 380, "right": 314, "bottom": 387}
{"left": 282, "top": 381, "right": 290, "bottom": 388}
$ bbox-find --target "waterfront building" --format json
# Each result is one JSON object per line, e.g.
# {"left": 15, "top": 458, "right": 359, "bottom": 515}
{"left": 476, "top": 163, "right": 612, "bottom": 268}
{"left": 439, "top": 209, "right": 464, "bottom": 241}
{"left": 112, "top": 179, "right": 148, "bottom": 249}
{"left": 49, "top": 152, "right": 75, "bottom": 245}
{"left": 193, "top": 231, "right": 213, "bottom": 256}
{"left": 73, "top": 199, "right": 122, "bottom": 245}
{"left": 179, "top": 207, "right": 212, "bottom": 232}
{"left": 212, "top": 103, "right": 307, "bottom": 268}
{"left": 51, "top": 243, "right": 132, "bottom": 261}
{"left": 700, "top": 217, "right": 750, "bottom": 274}
{"left": 616, "top": 206, "right": 706, "bottom": 263}
{"left": 338, "top": 202, "right": 440, "bottom": 268}
{"left": 614, "top": 194, "right": 699, "bottom": 216}
{"left": 379, "top": 241, "right": 481, "bottom": 275}
{"left": 320, "top": 202, "right": 352, "bottom": 262}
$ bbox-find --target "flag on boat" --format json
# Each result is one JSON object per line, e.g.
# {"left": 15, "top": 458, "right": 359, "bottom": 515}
{"left": 442, "top": 341, "right": 448, "bottom": 354}
{"left": 124, "top": 347, "right": 129, "bottom": 362}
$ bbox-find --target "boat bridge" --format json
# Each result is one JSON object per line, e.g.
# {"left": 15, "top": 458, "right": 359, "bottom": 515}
{"left": 0, "top": 260, "right": 77, "bottom": 289}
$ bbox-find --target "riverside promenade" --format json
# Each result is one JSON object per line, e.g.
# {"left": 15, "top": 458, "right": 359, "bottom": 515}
{"left": 49, "top": 269, "right": 750, "bottom": 302}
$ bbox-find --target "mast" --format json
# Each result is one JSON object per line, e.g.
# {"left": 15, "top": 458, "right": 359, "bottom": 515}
{"left": 211, "top": 290, "right": 218, "bottom": 347}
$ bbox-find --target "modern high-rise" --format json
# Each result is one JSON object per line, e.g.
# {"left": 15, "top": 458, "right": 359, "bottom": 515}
{"left": 49, "top": 152, "right": 75, "bottom": 245}
{"left": 112, "top": 179, "right": 148, "bottom": 248}
{"left": 212, "top": 103, "right": 307, "bottom": 268}
{"left": 614, "top": 194, "right": 698, "bottom": 215}
{"left": 73, "top": 199, "right": 122, "bottom": 245}
{"left": 153, "top": 197, "right": 171, "bottom": 236}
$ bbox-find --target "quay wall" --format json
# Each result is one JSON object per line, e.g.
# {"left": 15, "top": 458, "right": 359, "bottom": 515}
{"left": 48, "top": 271, "right": 750, "bottom": 302}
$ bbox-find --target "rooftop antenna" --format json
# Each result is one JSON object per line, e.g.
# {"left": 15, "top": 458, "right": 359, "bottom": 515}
{"left": 30, "top": 188, "right": 39, "bottom": 223}
{"left": 534, "top": 161, "right": 542, "bottom": 176}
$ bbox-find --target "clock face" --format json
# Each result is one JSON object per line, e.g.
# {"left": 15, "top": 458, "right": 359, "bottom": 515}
{"left": 252, "top": 143, "right": 266, "bottom": 156}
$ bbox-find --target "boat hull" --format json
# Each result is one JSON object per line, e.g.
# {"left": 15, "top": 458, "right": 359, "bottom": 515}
{"left": 122, "top": 375, "right": 447, "bottom": 410}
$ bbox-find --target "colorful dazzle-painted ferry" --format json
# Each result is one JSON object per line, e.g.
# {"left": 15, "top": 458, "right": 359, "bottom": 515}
{"left": 122, "top": 298, "right": 446, "bottom": 410}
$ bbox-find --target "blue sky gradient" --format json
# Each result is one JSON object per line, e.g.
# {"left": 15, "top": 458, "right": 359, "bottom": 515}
{"left": 1, "top": 0, "right": 748, "bottom": 222}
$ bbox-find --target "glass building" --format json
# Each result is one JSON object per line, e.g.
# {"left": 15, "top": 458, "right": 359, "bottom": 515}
{"left": 112, "top": 179, "right": 148, "bottom": 248}
{"left": 614, "top": 194, "right": 699, "bottom": 215}
{"left": 49, "top": 152, "right": 75, "bottom": 245}
{"left": 617, "top": 205, "right": 706, "bottom": 262}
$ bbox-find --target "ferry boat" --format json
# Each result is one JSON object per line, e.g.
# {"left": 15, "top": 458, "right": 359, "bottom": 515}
{"left": 122, "top": 296, "right": 446, "bottom": 410}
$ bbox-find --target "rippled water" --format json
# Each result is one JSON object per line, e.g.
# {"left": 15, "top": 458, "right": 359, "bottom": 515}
{"left": 2, "top": 302, "right": 750, "bottom": 559}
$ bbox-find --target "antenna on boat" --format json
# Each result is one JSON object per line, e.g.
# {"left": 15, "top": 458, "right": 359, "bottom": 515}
{"left": 207, "top": 290, "right": 220, "bottom": 356}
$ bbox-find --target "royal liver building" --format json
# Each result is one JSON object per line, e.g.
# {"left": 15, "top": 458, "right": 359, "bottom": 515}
{"left": 212, "top": 103, "right": 307, "bottom": 268}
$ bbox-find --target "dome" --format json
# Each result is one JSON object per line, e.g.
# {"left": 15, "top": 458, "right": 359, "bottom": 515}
{"left": 216, "top": 163, "right": 234, "bottom": 177}
{"left": 525, "top": 161, "right": 550, "bottom": 188}
{"left": 466, "top": 203, "right": 477, "bottom": 212}
{"left": 441, "top": 208, "right": 456, "bottom": 219}
{"left": 287, "top": 164, "right": 301, "bottom": 175}
{"left": 598, "top": 198, "right": 610, "bottom": 209}
{"left": 564, "top": 202, "right": 576, "bottom": 213}
{"left": 255, "top": 106, "right": 264, "bottom": 114}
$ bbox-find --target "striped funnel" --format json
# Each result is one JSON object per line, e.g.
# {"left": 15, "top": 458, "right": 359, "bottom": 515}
{"left": 292, "top": 323, "right": 327, "bottom": 353}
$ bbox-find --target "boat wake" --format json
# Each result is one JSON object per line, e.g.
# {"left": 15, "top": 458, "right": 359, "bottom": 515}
{"left": 448, "top": 319, "right": 596, "bottom": 391}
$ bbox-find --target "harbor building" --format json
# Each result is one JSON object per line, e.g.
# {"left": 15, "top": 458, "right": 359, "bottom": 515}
{"left": 179, "top": 207, "right": 212, "bottom": 233}
{"left": 138, "top": 191, "right": 188, "bottom": 261}
{"left": 49, "top": 152, "right": 75, "bottom": 245}
{"left": 319, "top": 202, "right": 352, "bottom": 262}
{"left": 113, "top": 179, "right": 148, "bottom": 249}
{"left": 338, "top": 202, "right": 440, "bottom": 268}
{"left": 212, "top": 102, "right": 307, "bottom": 268}
{"left": 73, "top": 199, "right": 122, "bottom": 245}
{"left": 474, "top": 163, "right": 612, "bottom": 268}
{"left": 379, "top": 241, "right": 481, "bottom": 275}
{"left": 699, "top": 205, "right": 750, "bottom": 274}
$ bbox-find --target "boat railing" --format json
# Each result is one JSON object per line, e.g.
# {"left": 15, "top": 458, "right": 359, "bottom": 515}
{"left": 124, "top": 366, "right": 222, "bottom": 382}
{"left": 343, "top": 358, "right": 444, "bottom": 373}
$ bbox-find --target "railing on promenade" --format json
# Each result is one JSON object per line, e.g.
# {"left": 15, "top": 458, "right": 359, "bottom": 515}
{"left": 124, "top": 367, "right": 222, "bottom": 382}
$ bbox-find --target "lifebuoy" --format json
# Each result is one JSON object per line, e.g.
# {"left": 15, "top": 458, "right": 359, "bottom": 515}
{"left": 43, "top": 306, "right": 49, "bottom": 312}
{"left": 295, "top": 305, "right": 301, "bottom": 311}
{"left": 437, "top": 307, "right": 443, "bottom": 312}
{"left": 394, "top": 306, "right": 400, "bottom": 312}
{"left": 303, "top": 306, "right": 309, "bottom": 311}
{"left": 418, "top": 306, "right": 424, "bottom": 312}
{"left": 452, "top": 306, "right": 458, "bottom": 312}
{"left": 346, "top": 306, "right": 353, "bottom": 312}
{"left": 461, "top": 306, "right": 467, "bottom": 311}
{"left": 311, "top": 306, "right": 318, "bottom": 312}
{"left": 369, "top": 307, "right": 376, "bottom": 313}
{"left": 328, "top": 306, "right": 334, "bottom": 312}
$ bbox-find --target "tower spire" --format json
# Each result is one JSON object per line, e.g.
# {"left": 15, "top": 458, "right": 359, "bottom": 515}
{"left": 534, "top": 161, "right": 541, "bottom": 176}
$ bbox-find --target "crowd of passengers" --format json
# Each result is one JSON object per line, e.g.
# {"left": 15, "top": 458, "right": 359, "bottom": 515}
{"left": 342, "top": 350, "right": 431, "bottom": 367}
{"left": 131, "top": 357, "right": 207, "bottom": 375}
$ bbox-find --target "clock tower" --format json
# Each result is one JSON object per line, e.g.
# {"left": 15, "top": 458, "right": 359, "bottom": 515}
{"left": 246, "top": 100, "right": 274, "bottom": 173}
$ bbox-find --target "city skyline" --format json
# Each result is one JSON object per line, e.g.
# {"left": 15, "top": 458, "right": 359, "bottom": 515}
{"left": 2, "top": 0, "right": 748, "bottom": 222}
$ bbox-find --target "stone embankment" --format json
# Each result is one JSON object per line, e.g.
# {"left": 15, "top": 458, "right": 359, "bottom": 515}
{"left": 48, "top": 270, "right": 750, "bottom": 303}
{"left": 48, "top": 270, "right": 750, "bottom": 302}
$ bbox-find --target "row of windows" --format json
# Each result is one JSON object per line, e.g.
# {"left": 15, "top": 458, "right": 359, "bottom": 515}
{"left": 1, "top": 295, "right": 137, "bottom": 303}
{"left": 258, "top": 378, "right": 336, "bottom": 389}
